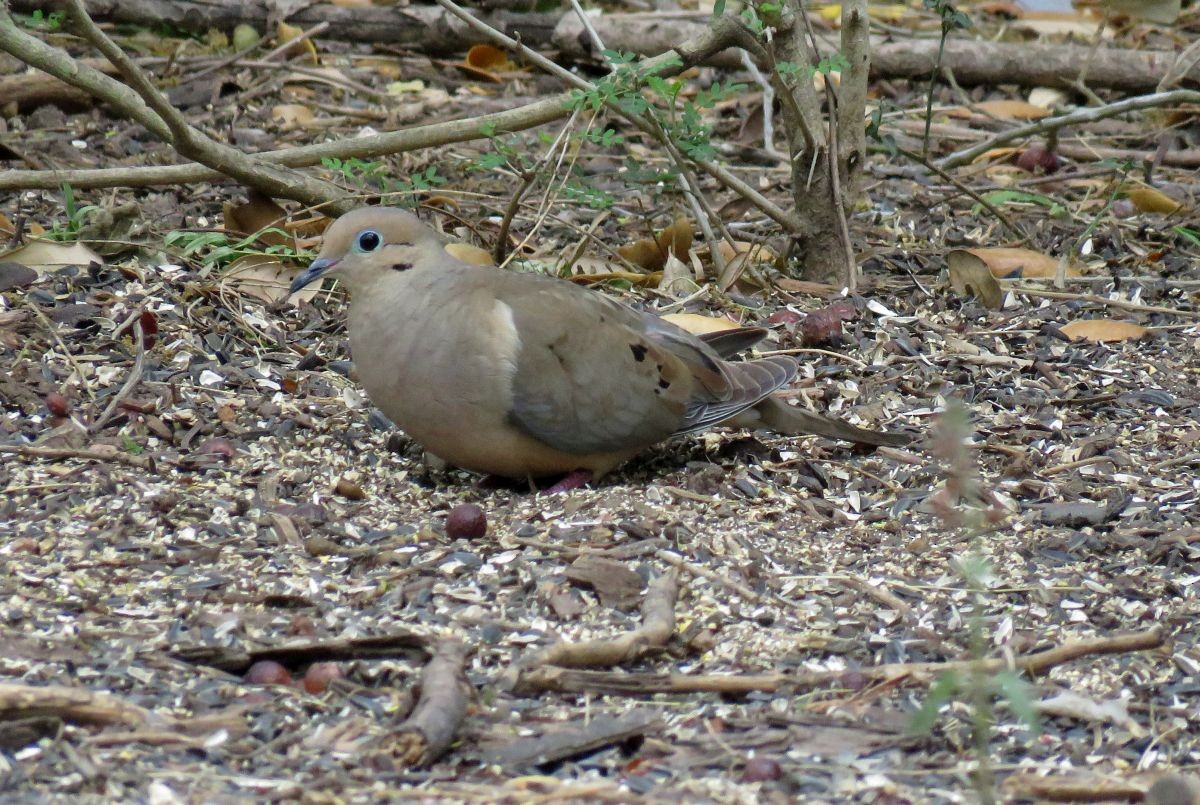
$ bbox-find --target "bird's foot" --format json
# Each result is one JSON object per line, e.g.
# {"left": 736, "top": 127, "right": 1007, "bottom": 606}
{"left": 542, "top": 469, "right": 594, "bottom": 494}
{"left": 476, "top": 474, "right": 515, "bottom": 490}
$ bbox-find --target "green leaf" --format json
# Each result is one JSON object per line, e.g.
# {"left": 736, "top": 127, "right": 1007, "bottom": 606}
{"left": 909, "top": 670, "right": 962, "bottom": 735}
{"left": 994, "top": 669, "right": 1041, "bottom": 735}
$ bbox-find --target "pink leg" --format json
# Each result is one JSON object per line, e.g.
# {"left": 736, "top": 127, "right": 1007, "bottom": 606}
{"left": 542, "top": 469, "right": 594, "bottom": 494}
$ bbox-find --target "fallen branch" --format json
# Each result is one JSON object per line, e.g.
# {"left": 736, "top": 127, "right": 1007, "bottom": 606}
{"left": 90, "top": 320, "right": 145, "bottom": 434}
{"left": 172, "top": 631, "right": 433, "bottom": 673}
{"left": 8, "top": 0, "right": 560, "bottom": 56}
{"left": 0, "top": 8, "right": 746, "bottom": 195}
{"left": 516, "top": 626, "right": 1165, "bottom": 696}
{"left": 507, "top": 569, "right": 679, "bottom": 694}
{"left": 937, "top": 89, "right": 1200, "bottom": 170}
{"left": 481, "top": 711, "right": 663, "bottom": 767}
{"left": 1018, "top": 288, "right": 1200, "bottom": 320}
{"left": 388, "top": 638, "right": 473, "bottom": 767}
{"left": 0, "top": 682, "right": 245, "bottom": 736}
{"left": 542, "top": 569, "right": 677, "bottom": 668}
{"left": 0, "top": 443, "right": 156, "bottom": 471}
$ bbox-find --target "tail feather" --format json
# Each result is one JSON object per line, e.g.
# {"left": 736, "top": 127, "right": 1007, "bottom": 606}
{"left": 751, "top": 396, "right": 911, "bottom": 447}
{"left": 677, "top": 357, "right": 797, "bottom": 435}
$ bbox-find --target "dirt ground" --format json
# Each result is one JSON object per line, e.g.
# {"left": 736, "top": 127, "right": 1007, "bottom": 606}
{"left": 3, "top": 6, "right": 1200, "bottom": 803}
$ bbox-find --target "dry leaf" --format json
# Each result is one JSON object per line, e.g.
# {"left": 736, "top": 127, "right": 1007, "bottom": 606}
{"left": 716, "top": 240, "right": 778, "bottom": 265}
{"left": 1013, "top": 11, "right": 1108, "bottom": 37}
{"left": 0, "top": 239, "right": 103, "bottom": 273}
{"left": 1089, "top": 0, "right": 1181, "bottom": 23}
{"left": 618, "top": 217, "right": 693, "bottom": 272}
{"left": 1125, "top": 186, "right": 1184, "bottom": 215}
{"left": 1059, "top": 319, "right": 1147, "bottom": 343}
{"left": 356, "top": 55, "right": 403, "bottom": 80}
{"left": 659, "top": 252, "right": 698, "bottom": 297}
{"left": 222, "top": 254, "right": 316, "bottom": 306}
{"left": 1037, "top": 691, "right": 1144, "bottom": 735}
{"left": 387, "top": 79, "right": 425, "bottom": 95}
{"left": 223, "top": 193, "right": 293, "bottom": 250}
{"left": 951, "top": 247, "right": 1067, "bottom": 280}
{"left": 270, "top": 104, "right": 315, "bottom": 129}
{"left": 0, "top": 212, "right": 14, "bottom": 235}
{"left": 570, "top": 270, "right": 661, "bottom": 287}
{"left": 946, "top": 250, "right": 1003, "bottom": 309}
{"left": 444, "top": 242, "right": 494, "bottom": 266}
{"left": 948, "top": 100, "right": 1051, "bottom": 120}
{"left": 1028, "top": 87, "right": 1068, "bottom": 109}
{"left": 276, "top": 21, "right": 318, "bottom": 63}
{"left": 661, "top": 312, "right": 741, "bottom": 335}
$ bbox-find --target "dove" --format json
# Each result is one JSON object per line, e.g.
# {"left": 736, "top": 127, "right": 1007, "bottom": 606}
{"left": 289, "top": 208, "right": 908, "bottom": 491}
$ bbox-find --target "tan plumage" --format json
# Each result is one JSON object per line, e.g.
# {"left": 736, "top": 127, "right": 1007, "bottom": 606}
{"left": 290, "top": 208, "right": 907, "bottom": 482}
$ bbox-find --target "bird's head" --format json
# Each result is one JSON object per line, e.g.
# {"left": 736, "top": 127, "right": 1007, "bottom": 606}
{"left": 290, "top": 207, "right": 440, "bottom": 296}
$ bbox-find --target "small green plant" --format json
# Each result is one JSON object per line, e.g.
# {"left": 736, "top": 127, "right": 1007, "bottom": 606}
{"left": 320, "top": 158, "right": 444, "bottom": 206}
{"left": 47, "top": 183, "right": 100, "bottom": 241}
{"left": 921, "top": 0, "right": 973, "bottom": 159}
{"left": 911, "top": 402, "right": 1039, "bottom": 804}
{"left": 17, "top": 9, "right": 66, "bottom": 30}
{"left": 972, "top": 189, "right": 1067, "bottom": 219}
{"left": 163, "top": 227, "right": 308, "bottom": 272}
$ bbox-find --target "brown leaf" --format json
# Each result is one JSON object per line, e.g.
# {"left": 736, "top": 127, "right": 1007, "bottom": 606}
{"left": 948, "top": 100, "right": 1051, "bottom": 120}
{"left": 565, "top": 557, "right": 644, "bottom": 610}
{"left": 952, "top": 247, "right": 1069, "bottom": 280}
{"left": 223, "top": 193, "right": 293, "bottom": 250}
{"left": 661, "top": 312, "right": 741, "bottom": 335}
{"left": 946, "top": 250, "right": 1003, "bottom": 309}
{"left": 270, "top": 104, "right": 315, "bottom": 130}
{"left": 1125, "top": 186, "right": 1184, "bottom": 215}
{"left": 221, "top": 254, "right": 316, "bottom": 306}
{"left": 618, "top": 217, "right": 693, "bottom": 272}
{"left": 444, "top": 242, "right": 494, "bottom": 266}
{"left": 0, "top": 240, "right": 103, "bottom": 273}
{"left": 1059, "top": 319, "right": 1147, "bottom": 343}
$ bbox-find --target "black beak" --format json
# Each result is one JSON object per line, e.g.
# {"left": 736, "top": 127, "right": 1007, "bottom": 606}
{"left": 290, "top": 257, "right": 338, "bottom": 295}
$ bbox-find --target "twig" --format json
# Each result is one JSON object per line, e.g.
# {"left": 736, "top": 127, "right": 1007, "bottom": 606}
{"left": 388, "top": 639, "right": 473, "bottom": 766}
{"left": 23, "top": 299, "right": 95, "bottom": 404}
{"left": 797, "top": 1, "right": 858, "bottom": 292}
{"left": 90, "top": 320, "right": 145, "bottom": 434}
{"left": 516, "top": 626, "right": 1165, "bottom": 696}
{"left": 0, "top": 683, "right": 245, "bottom": 736}
{"left": 738, "top": 50, "right": 782, "bottom": 160}
{"left": 58, "top": 0, "right": 349, "bottom": 213}
{"left": 522, "top": 570, "right": 678, "bottom": 672}
{"left": 1017, "top": 288, "right": 1200, "bottom": 320}
{"left": 655, "top": 549, "right": 763, "bottom": 603}
{"left": 0, "top": 443, "right": 155, "bottom": 471}
{"left": 896, "top": 145, "right": 1028, "bottom": 244}
{"left": 433, "top": 0, "right": 804, "bottom": 234}
{"left": 937, "top": 89, "right": 1200, "bottom": 170}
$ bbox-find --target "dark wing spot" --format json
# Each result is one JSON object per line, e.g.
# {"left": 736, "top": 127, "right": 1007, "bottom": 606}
{"left": 629, "top": 343, "right": 648, "bottom": 362}
{"left": 391, "top": 262, "right": 413, "bottom": 272}
{"left": 547, "top": 343, "right": 567, "bottom": 369}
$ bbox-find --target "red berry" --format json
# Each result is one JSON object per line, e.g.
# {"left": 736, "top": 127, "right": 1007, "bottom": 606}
{"left": 245, "top": 660, "right": 292, "bottom": 686}
{"left": 46, "top": 392, "right": 69, "bottom": 417}
{"left": 446, "top": 503, "right": 487, "bottom": 539}
{"left": 302, "top": 662, "right": 342, "bottom": 694}
{"left": 740, "top": 756, "right": 783, "bottom": 782}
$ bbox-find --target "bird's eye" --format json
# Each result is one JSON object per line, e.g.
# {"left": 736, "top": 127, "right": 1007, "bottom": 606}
{"left": 355, "top": 229, "right": 382, "bottom": 252}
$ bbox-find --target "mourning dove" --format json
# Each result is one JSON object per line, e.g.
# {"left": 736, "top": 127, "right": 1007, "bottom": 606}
{"left": 290, "top": 208, "right": 908, "bottom": 489}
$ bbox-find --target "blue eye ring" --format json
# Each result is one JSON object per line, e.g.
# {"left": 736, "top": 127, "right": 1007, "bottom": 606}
{"left": 355, "top": 229, "right": 382, "bottom": 252}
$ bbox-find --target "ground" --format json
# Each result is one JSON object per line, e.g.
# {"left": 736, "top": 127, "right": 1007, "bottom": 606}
{"left": 2, "top": 5, "right": 1200, "bottom": 803}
